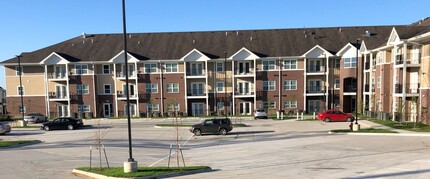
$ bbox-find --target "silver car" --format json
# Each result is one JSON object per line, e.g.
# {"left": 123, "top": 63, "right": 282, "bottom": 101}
{"left": 0, "top": 123, "right": 11, "bottom": 135}
{"left": 254, "top": 109, "right": 268, "bottom": 119}
{"left": 24, "top": 113, "right": 47, "bottom": 123}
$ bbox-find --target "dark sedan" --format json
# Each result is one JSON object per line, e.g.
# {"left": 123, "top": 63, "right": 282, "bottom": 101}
{"left": 41, "top": 117, "right": 84, "bottom": 131}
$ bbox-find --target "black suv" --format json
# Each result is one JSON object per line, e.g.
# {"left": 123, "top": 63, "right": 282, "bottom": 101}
{"left": 190, "top": 118, "right": 233, "bottom": 136}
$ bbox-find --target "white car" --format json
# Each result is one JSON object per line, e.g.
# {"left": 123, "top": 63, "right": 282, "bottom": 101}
{"left": 24, "top": 113, "right": 48, "bottom": 123}
{"left": 254, "top": 109, "right": 268, "bottom": 119}
{"left": 0, "top": 123, "right": 11, "bottom": 135}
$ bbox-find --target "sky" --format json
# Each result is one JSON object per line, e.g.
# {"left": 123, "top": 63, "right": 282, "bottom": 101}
{"left": 1, "top": 0, "right": 430, "bottom": 89}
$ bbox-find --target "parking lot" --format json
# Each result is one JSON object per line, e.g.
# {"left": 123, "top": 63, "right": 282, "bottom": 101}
{"left": 1, "top": 118, "right": 430, "bottom": 178}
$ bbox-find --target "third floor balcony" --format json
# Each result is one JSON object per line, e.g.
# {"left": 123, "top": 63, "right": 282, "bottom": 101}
{"left": 306, "top": 65, "right": 325, "bottom": 74}
{"left": 395, "top": 83, "right": 420, "bottom": 94}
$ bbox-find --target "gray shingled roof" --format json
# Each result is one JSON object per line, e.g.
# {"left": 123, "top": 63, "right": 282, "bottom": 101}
{"left": 2, "top": 24, "right": 430, "bottom": 64}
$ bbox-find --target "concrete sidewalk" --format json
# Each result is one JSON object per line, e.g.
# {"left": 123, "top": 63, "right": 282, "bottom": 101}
{"left": 349, "top": 120, "right": 430, "bottom": 137}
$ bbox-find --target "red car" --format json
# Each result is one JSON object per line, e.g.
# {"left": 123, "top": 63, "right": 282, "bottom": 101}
{"left": 317, "top": 110, "right": 354, "bottom": 122}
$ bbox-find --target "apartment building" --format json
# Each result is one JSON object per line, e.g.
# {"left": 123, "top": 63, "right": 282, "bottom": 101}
{"left": 2, "top": 19, "right": 430, "bottom": 123}
{"left": 0, "top": 87, "right": 5, "bottom": 115}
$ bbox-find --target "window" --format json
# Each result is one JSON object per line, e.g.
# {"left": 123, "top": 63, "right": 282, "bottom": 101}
{"left": 78, "top": 105, "right": 90, "bottom": 112}
{"left": 216, "top": 62, "right": 224, "bottom": 72}
{"left": 284, "top": 80, "right": 297, "bottom": 90}
{"left": 263, "top": 81, "right": 276, "bottom": 91}
{"left": 19, "top": 105, "right": 26, "bottom": 113}
{"left": 335, "top": 59, "right": 341, "bottom": 68}
{"left": 77, "top": 85, "right": 89, "bottom": 95}
{"left": 263, "top": 101, "right": 276, "bottom": 109}
{"left": 377, "top": 52, "right": 382, "bottom": 64}
{"left": 284, "top": 101, "right": 297, "bottom": 108}
{"left": 146, "top": 84, "right": 158, "bottom": 93}
{"left": 165, "top": 63, "right": 178, "bottom": 73}
{"left": 283, "top": 60, "right": 297, "bottom": 69}
{"left": 102, "top": 65, "right": 110, "bottom": 74}
{"left": 166, "top": 83, "right": 179, "bottom": 93}
{"left": 334, "top": 78, "right": 340, "bottom": 89}
{"left": 262, "top": 60, "right": 276, "bottom": 70}
{"left": 16, "top": 66, "right": 23, "bottom": 76}
{"left": 216, "top": 82, "right": 224, "bottom": 92}
{"left": 168, "top": 103, "right": 180, "bottom": 111}
{"left": 144, "top": 63, "right": 157, "bottom": 73}
{"left": 377, "top": 77, "right": 381, "bottom": 88}
{"left": 17, "top": 86, "right": 24, "bottom": 95}
{"left": 148, "top": 103, "right": 159, "bottom": 111}
{"left": 104, "top": 84, "right": 111, "bottom": 94}
{"left": 75, "top": 64, "right": 88, "bottom": 75}
{"left": 371, "top": 77, "right": 375, "bottom": 89}
{"left": 344, "top": 57, "right": 357, "bottom": 68}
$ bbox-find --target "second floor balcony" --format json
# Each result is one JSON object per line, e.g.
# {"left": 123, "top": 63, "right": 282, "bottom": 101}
{"left": 47, "top": 72, "right": 67, "bottom": 80}
{"left": 186, "top": 69, "right": 206, "bottom": 77}
{"left": 48, "top": 92, "right": 68, "bottom": 100}
{"left": 395, "top": 54, "right": 403, "bottom": 65}
{"left": 235, "top": 88, "right": 254, "bottom": 96}
{"left": 306, "top": 65, "right": 325, "bottom": 73}
{"left": 306, "top": 86, "right": 325, "bottom": 93}
{"left": 117, "top": 90, "right": 138, "bottom": 98}
{"left": 116, "top": 71, "right": 137, "bottom": 79}
{"left": 395, "top": 83, "right": 420, "bottom": 94}
{"left": 187, "top": 88, "right": 206, "bottom": 96}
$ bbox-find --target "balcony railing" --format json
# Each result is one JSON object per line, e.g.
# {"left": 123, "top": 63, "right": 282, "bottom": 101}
{"left": 406, "top": 53, "right": 421, "bottom": 65}
{"left": 395, "top": 84, "right": 402, "bottom": 93}
{"left": 364, "top": 84, "right": 369, "bottom": 92}
{"left": 47, "top": 73, "right": 67, "bottom": 79}
{"left": 116, "top": 71, "right": 137, "bottom": 78}
{"left": 407, "top": 83, "right": 420, "bottom": 94}
{"left": 48, "top": 92, "right": 68, "bottom": 99}
{"left": 395, "top": 54, "right": 403, "bottom": 65}
{"left": 186, "top": 69, "right": 205, "bottom": 76}
{"left": 117, "top": 91, "right": 138, "bottom": 98}
{"left": 307, "top": 86, "right": 325, "bottom": 93}
{"left": 306, "top": 65, "right": 325, "bottom": 73}
{"left": 343, "top": 85, "right": 357, "bottom": 92}
{"left": 235, "top": 69, "right": 254, "bottom": 75}
{"left": 364, "top": 62, "right": 370, "bottom": 70}
{"left": 187, "top": 89, "right": 206, "bottom": 96}
{"left": 235, "top": 88, "right": 254, "bottom": 95}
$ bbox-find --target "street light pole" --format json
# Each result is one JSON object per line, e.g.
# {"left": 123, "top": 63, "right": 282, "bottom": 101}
{"left": 122, "top": 0, "right": 138, "bottom": 173}
{"left": 355, "top": 38, "right": 360, "bottom": 125}
{"left": 224, "top": 52, "right": 228, "bottom": 119}
{"left": 17, "top": 55, "right": 25, "bottom": 126}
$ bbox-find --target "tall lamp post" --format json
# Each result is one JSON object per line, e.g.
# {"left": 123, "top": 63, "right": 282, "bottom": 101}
{"left": 224, "top": 52, "right": 228, "bottom": 119}
{"left": 17, "top": 55, "right": 26, "bottom": 126}
{"left": 122, "top": 0, "right": 138, "bottom": 173}
{"left": 353, "top": 38, "right": 361, "bottom": 131}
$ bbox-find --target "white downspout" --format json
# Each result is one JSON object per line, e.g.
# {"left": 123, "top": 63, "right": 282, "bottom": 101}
{"left": 92, "top": 63, "right": 97, "bottom": 118}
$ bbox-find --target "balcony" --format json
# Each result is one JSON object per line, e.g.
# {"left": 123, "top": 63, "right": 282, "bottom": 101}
{"left": 364, "top": 84, "right": 369, "bottom": 92}
{"left": 235, "top": 69, "right": 254, "bottom": 76}
{"left": 187, "top": 88, "right": 206, "bottom": 97}
{"left": 235, "top": 88, "right": 254, "bottom": 96}
{"left": 47, "top": 73, "right": 67, "bottom": 80}
{"left": 364, "top": 62, "right": 370, "bottom": 70}
{"left": 186, "top": 69, "right": 205, "bottom": 77}
{"left": 116, "top": 71, "right": 137, "bottom": 79}
{"left": 395, "top": 54, "right": 403, "bottom": 65}
{"left": 48, "top": 92, "right": 68, "bottom": 101}
{"left": 395, "top": 84, "right": 402, "bottom": 93}
{"left": 406, "top": 53, "right": 421, "bottom": 67}
{"left": 306, "top": 65, "right": 325, "bottom": 74}
{"left": 407, "top": 83, "right": 420, "bottom": 94}
{"left": 306, "top": 86, "right": 325, "bottom": 93}
{"left": 117, "top": 91, "right": 138, "bottom": 99}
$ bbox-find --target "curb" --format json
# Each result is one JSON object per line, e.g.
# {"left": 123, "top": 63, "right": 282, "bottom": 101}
{"left": 72, "top": 168, "right": 212, "bottom": 179}
{"left": 328, "top": 131, "right": 430, "bottom": 137}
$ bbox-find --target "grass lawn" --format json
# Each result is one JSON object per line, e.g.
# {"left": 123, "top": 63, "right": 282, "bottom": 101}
{"left": 369, "top": 119, "right": 430, "bottom": 132}
{"left": 0, "top": 140, "right": 40, "bottom": 147}
{"left": 156, "top": 123, "right": 248, "bottom": 127}
{"left": 77, "top": 166, "right": 210, "bottom": 178}
{"left": 331, "top": 128, "right": 398, "bottom": 133}
{"left": 12, "top": 125, "right": 40, "bottom": 128}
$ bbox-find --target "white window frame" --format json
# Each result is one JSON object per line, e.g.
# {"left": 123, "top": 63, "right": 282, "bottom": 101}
{"left": 16, "top": 66, "right": 23, "bottom": 76}
{"left": 148, "top": 103, "right": 159, "bottom": 111}
{"left": 104, "top": 84, "right": 111, "bottom": 94}
{"left": 166, "top": 83, "right": 179, "bottom": 93}
{"left": 77, "top": 85, "right": 90, "bottom": 95}
{"left": 334, "top": 78, "right": 340, "bottom": 89}
{"left": 144, "top": 63, "right": 158, "bottom": 73}
{"left": 335, "top": 59, "right": 341, "bottom": 68}
{"left": 19, "top": 105, "right": 26, "bottom": 113}
{"left": 17, "top": 86, "right": 24, "bottom": 95}
{"left": 283, "top": 59, "right": 297, "bottom": 69}
{"left": 102, "top": 64, "right": 110, "bottom": 74}
{"left": 216, "top": 82, "right": 224, "bottom": 92}
{"left": 284, "top": 80, "right": 297, "bottom": 90}
{"left": 216, "top": 62, "right": 224, "bottom": 72}
{"left": 263, "top": 81, "right": 276, "bottom": 91}
{"left": 377, "top": 77, "right": 381, "bottom": 88}
{"left": 377, "top": 52, "right": 383, "bottom": 64}
{"left": 284, "top": 101, "right": 297, "bottom": 108}
{"left": 75, "top": 64, "right": 88, "bottom": 75}
{"left": 263, "top": 101, "right": 276, "bottom": 109}
{"left": 168, "top": 103, "right": 180, "bottom": 111}
{"left": 344, "top": 57, "right": 357, "bottom": 68}
{"left": 78, "top": 104, "right": 90, "bottom": 112}
{"left": 146, "top": 83, "right": 158, "bottom": 93}
{"left": 165, "top": 63, "right": 178, "bottom": 73}
{"left": 262, "top": 60, "right": 276, "bottom": 71}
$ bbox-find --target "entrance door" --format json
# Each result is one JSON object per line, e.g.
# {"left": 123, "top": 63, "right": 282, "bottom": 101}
{"left": 410, "top": 72, "right": 418, "bottom": 93}
{"left": 124, "top": 103, "right": 137, "bottom": 117}
{"left": 192, "top": 103, "right": 204, "bottom": 116}
{"left": 308, "top": 100, "right": 320, "bottom": 113}
{"left": 103, "top": 103, "right": 112, "bottom": 117}
{"left": 410, "top": 101, "right": 417, "bottom": 122}
{"left": 239, "top": 102, "right": 251, "bottom": 115}
{"left": 57, "top": 105, "right": 68, "bottom": 117}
